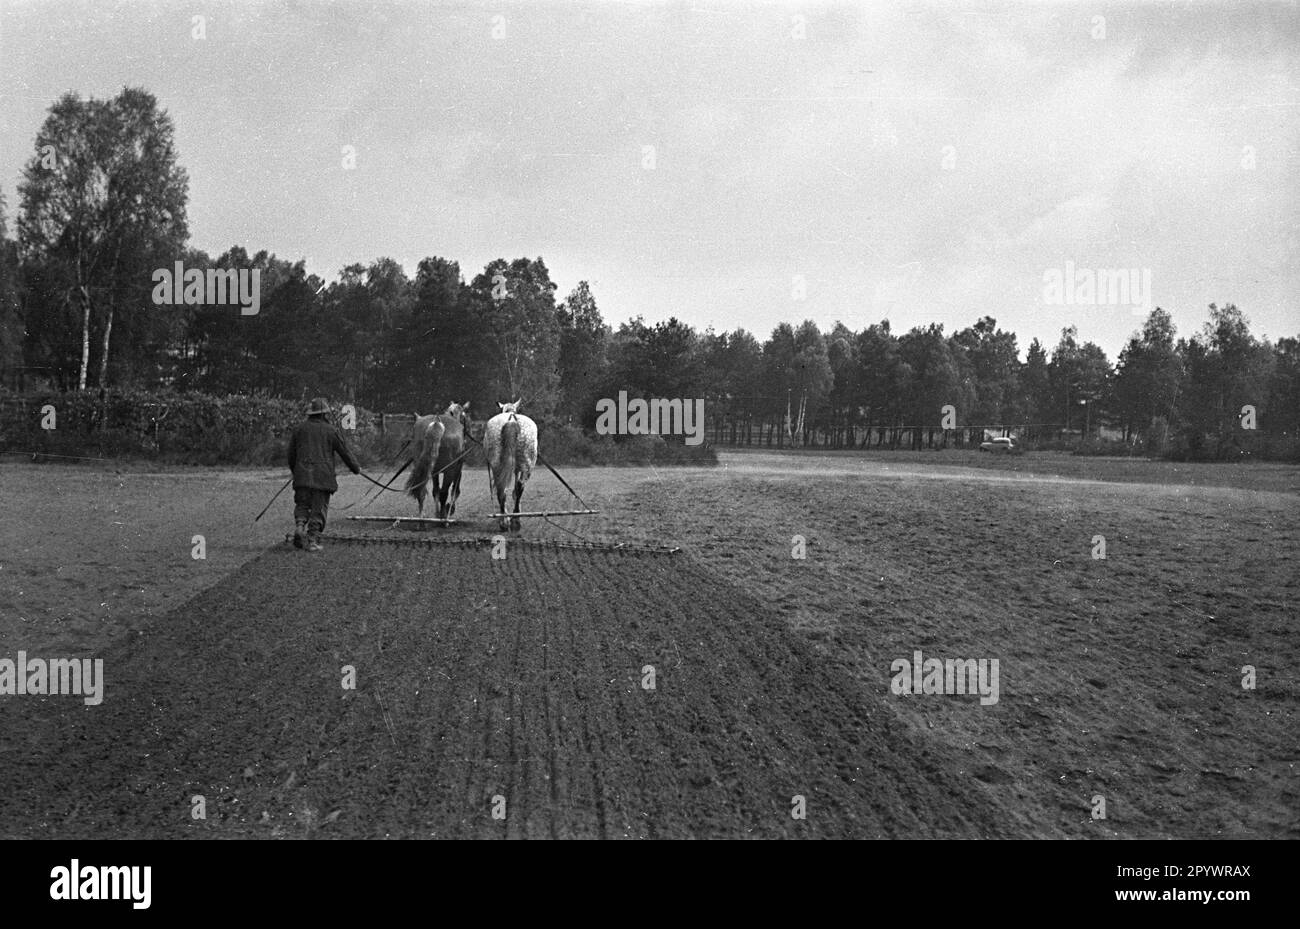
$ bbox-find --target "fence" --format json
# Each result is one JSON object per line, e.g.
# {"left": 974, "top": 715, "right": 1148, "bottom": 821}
{"left": 378, "top": 413, "right": 416, "bottom": 436}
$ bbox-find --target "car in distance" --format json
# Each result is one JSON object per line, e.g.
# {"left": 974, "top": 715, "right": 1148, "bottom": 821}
{"left": 979, "top": 436, "right": 1022, "bottom": 454}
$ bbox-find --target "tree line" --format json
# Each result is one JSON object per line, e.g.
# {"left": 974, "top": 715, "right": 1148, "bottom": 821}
{"left": 1, "top": 88, "right": 1296, "bottom": 459}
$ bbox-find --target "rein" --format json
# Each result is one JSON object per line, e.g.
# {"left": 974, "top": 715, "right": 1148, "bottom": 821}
{"left": 349, "top": 436, "right": 473, "bottom": 509}
{"left": 340, "top": 438, "right": 411, "bottom": 511}
{"left": 469, "top": 425, "right": 591, "bottom": 511}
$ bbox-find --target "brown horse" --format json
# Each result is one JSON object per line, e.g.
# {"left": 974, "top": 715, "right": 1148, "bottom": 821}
{"left": 404, "top": 402, "right": 471, "bottom": 518}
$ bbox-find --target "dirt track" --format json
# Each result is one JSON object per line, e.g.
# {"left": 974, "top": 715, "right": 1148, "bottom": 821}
{"left": 0, "top": 541, "right": 1008, "bottom": 839}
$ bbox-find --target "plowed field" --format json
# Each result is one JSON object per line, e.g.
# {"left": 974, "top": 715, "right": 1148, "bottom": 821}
{"left": 1, "top": 451, "right": 1295, "bottom": 839}
{"left": 0, "top": 542, "right": 1005, "bottom": 838}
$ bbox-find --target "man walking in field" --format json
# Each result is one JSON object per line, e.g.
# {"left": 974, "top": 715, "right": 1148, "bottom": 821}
{"left": 288, "top": 397, "right": 361, "bottom": 552}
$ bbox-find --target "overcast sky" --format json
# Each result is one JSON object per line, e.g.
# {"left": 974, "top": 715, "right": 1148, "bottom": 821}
{"left": 1, "top": 0, "right": 1296, "bottom": 359}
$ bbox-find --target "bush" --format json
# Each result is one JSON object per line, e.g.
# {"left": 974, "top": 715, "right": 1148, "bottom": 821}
{"left": 0, "top": 390, "right": 720, "bottom": 468}
{"left": 541, "top": 422, "right": 605, "bottom": 465}
{"left": 0, "top": 389, "right": 383, "bottom": 465}
{"left": 1071, "top": 436, "right": 1144, "bottom": 457}
{"left": 1164, "top": 429, "right": 1300, "bottom": 462}
{"left": 1018, "top": 435, "right": 1077, "bottom": 453}
{"left": 536, "top": 424, "right": 717, "bottom": 466}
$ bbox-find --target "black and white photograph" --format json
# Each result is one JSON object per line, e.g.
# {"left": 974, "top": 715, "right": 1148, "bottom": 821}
{"left": 0, "top": 0, "right": 1294, "bottom": 907}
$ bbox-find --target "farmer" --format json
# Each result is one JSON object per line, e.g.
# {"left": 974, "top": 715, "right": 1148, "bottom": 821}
{"left": 287, "top": 397, "right": 360, "bottom": 552}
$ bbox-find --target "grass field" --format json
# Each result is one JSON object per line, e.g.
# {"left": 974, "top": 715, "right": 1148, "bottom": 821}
{"left": 1, "top": 449, "right": 1296, "bottom": 837}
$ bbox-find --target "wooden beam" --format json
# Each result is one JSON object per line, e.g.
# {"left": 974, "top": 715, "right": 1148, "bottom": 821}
{"left": 485, "top": 509, "right": 600, "bottom": 519}
{"left": 346, "top": 516, "right": 458, "bottom": 525}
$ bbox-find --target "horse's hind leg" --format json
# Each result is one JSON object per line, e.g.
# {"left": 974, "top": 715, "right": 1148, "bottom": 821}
{"left": 446, "top": 468, "right": 461, "bottom": 519}
{"left": 434, "top": 473, "right": 450, "bottom": 521}
{"left": 510, "top": 477, "right": 524, "bottom": 532}
{"left": 489, "top": 468, "right": 509, "bottom": 533}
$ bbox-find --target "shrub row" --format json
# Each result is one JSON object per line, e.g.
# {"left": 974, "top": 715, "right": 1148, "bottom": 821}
{"left": 0, "top": 390, "right": 718, "bottom": 468}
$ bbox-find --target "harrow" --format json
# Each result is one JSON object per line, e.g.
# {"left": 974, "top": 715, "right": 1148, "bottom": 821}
{"left": 321, "top": 530, "right": 680, "bottom": 555}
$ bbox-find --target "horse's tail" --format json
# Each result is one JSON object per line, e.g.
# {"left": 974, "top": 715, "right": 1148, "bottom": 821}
{"left": 498, "top": 418, "right": 520, "bottom": 487}
{"left": 518, "top": 421, "right": 535, "bottom": 483}
{"left": 405, "top": 419, "right": 445, "bottom": 507}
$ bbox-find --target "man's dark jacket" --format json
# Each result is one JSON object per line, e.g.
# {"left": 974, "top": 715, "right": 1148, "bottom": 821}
{"left": 287, "top": 418, "right": 360, "bottom": 492}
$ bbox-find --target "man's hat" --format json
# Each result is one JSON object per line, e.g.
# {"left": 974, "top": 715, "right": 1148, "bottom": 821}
{"left": 306, "top": 397, "right": 330, "bottom": 416}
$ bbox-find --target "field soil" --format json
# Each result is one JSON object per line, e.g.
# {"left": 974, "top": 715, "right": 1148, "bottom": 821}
{"left": 1, "top": 449, "right": 1296, "bottom": 838}
{"left": 0, "top": 543, "right": 1008, "bottom": 838}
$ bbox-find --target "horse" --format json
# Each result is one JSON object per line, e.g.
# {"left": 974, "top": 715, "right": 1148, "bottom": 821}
{"left": 483, "top": 400, "right": 538, "bottom": 532}
{"left": 404, "top": 402, "right": 471, "bottom": 519}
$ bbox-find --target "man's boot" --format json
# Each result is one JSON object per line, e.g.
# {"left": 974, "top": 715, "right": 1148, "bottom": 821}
{"left": 293, "top": 519, "right": 307, "bottom": 549}
{"left": 306, "top": 530, "right": 323, "bottom": 553}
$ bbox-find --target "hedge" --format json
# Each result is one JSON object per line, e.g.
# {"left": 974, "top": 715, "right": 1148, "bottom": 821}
{"left": 0, "top": 390, "right": 718, "bottom": 468}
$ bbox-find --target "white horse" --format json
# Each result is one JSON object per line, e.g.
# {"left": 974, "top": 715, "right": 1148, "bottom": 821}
{"left": 483, "top": 400, "right": 538, "bottom": 532}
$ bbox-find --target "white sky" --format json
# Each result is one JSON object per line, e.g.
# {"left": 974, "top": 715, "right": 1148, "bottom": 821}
{"left": 1, "top": 0, "right": 1296, "bottom": 359}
